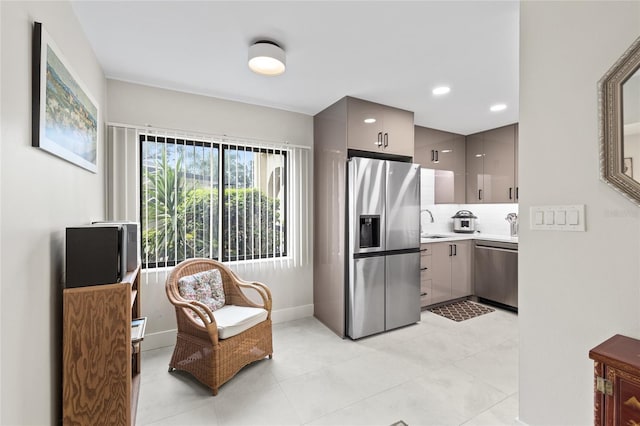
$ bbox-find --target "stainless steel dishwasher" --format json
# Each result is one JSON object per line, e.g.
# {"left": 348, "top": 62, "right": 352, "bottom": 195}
{"left": 474, "top": 240, "right": 518, "bottom": 310}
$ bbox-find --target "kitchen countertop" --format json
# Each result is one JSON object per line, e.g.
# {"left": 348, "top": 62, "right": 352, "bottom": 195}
{"left": 420, "top": 232, "right": 518, "bottom": 245}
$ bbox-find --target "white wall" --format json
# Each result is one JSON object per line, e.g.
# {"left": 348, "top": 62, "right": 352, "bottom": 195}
{"left": 421, "top": 203, "right": 519, "bottom": 237}
{"left": 519, "top": 2, "right": 640, "bottom": 424}
{"left": 107, "top": 80, "right": 314, "bottom": 350}
{"left": 0, "top": 2, "right": 107, "bottom": 424}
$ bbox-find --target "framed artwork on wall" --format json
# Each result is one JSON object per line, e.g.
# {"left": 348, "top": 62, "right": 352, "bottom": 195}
{"left": 32, "top": 21, "right": 98, "bottom": 173}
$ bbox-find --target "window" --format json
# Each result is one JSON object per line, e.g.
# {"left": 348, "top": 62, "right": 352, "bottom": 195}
{"left": 140, "top": 134, "right": 286, "bottom": 268}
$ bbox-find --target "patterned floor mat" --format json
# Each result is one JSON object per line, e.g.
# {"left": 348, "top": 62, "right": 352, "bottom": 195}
{"left": 428, "top": 300, "right": 495, "bottom": 322}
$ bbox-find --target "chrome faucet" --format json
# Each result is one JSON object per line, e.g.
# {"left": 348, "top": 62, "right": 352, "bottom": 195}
{"left": 420, "top": 208, "right": 434, "bottom": 234}
{"left": 505, "top": 212, "right": 518, "bottom": 237}
{"left": 421, "top": 208, "right": 434, "bottom": 223}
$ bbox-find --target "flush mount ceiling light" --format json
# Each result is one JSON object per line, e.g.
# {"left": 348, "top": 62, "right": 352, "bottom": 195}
{"left": 490, "top": 103, "right": 507, "bottom": 112}
{"left": 248, "top": 40, "right": 286, "bottom": 76}
{"left": 364, "top": 118, "right": 377, "bottom": 124}
{"left": 432, "top": 86, "right": 451, "bottom": 95}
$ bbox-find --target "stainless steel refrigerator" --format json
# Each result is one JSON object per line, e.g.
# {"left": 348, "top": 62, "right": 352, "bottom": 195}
{"left": 347, "top": 157, "right": 421, "bottom": 339}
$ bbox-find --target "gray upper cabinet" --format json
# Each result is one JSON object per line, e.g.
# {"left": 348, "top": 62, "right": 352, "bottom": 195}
{"left": 466, "top": 132, "right": 484, "bottom": 203}
{"left": 414, "top": 126, "right": 466, "bottom": 203}
{"left": 347, "top": 97, "right": 414, "bottom": 157}
{"left": 466, "top": 123, "right": 518, "bottom": 204}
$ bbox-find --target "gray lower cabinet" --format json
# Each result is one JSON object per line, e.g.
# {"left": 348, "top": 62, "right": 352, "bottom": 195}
{"left": 420, "top": 245, "right": 433, "bottom": 307}
{"left": 427, "top": 240, "right": 472, "bottom": 306}
{"left": 450, "top": 241, "right": 472, "bottom": 299}
{"left": 431, "top": 242, "right": 453, "bottom": 305}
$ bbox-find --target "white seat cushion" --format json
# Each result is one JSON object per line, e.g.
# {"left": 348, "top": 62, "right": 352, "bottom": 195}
{"left": 212, "top": 305, "right": 268, "bottom": 339}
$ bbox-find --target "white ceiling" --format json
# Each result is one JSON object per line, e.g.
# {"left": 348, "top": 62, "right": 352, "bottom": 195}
{"left": 71, "top": 1, "right": 520, "bottom": 136}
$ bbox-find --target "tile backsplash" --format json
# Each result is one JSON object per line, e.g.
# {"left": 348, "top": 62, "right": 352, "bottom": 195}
{"left": 420, "top": 203, "right": 519, "bottom": 236}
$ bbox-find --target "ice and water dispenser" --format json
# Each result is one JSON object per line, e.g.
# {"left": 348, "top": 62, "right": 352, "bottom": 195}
{"left": 359, "top": 215, "right": 380, "bottom": 248}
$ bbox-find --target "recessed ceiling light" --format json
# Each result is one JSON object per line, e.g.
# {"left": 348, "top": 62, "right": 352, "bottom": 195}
{"left": 364, "top": 118, "right": 376, "bottom": 124}
{"left": 490, "top": 103, "right": 507, "bottom": 112}
{"left": 248, "top": 40, "right": 286, "bottom": 76}
{"left": 432, "top": 86, "right": 451, "bottom": 96}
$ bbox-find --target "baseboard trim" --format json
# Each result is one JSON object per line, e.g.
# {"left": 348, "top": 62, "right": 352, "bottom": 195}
{"left": 142, "top": 304, "right": 314, "bottom": 351}
{"left": 271, "top": 304, "right": 314, "bottom": 324}
{"left": 141, "top": 329, "right": 177, "bottom": 352}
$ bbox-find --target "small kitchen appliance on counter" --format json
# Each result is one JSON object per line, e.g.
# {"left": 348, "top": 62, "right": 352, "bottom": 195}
{"left": 452, "top": 210, "right": 477, "bottom": 233}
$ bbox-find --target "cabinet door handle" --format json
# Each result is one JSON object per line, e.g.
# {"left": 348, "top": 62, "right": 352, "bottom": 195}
{"left": 449, "top": 245, "right": 453, "bottom": 256}
{"left": 435, "top": 150, "right": 439, "bottom": 162}
{"left": 420, "top": 267, "right": 428, "bottom": 271}
{"left": 431, "top": 150, "right": 435, "bottom": 162}
{"left": 516, "top": 187, "right": 519, "bottom": 200}
{"left": 383, "top": 132, "right": 388, "bottom": 148}
{"left": 509, "top": 187, "right": 513, "bottom": 200}
{"left": 478, "top": 189, "right": 483, "bottom": 200}
{"left": 421, "top": 292, "right": 428, "bottom": 297}
{"left": 453, "top": 244, "right": 457, "bottom": 256}
{"left": 377, "top": 132, "right": 383, "bottom": 147}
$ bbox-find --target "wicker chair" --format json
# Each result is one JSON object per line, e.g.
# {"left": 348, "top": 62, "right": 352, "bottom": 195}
{"left": 165, "top": 258, "right": 273, "bottom": 395}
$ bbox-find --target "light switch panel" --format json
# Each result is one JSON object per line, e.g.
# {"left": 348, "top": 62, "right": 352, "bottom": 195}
{"left": 534, "top": 211, "right": 544, "bottom": 225}
{"left": 567, "top": 210, "right": 579, "bottom": 225}
{"left": 544, "top": 211, "right": 554, "bottom": 225}
{"left": 530, "top": 204, "right": 586, "bottom": 231}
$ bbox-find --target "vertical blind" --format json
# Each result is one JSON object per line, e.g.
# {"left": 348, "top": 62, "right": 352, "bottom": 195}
{"left": 107, "top": 124, "right": 311, "bottom": 273}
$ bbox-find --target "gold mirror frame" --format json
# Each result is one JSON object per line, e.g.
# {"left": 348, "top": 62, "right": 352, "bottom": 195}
{"left": 600, "top": 35, "right": 640, "bottom": 204}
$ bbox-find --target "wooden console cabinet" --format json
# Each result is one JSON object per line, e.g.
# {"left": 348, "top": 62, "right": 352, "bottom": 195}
{"left": 589, "top": 334, "right": 640, "bottom": 426}
{"left": 63, "top": 266, "right": 142, "bottom": 425}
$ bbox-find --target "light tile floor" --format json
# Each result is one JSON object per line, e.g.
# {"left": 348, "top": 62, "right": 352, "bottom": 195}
{"left": 137, "top": 307, "right": 519, "bottom": 426}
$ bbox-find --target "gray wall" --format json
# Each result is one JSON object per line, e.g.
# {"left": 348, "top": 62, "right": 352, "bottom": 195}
{"left": 0, "top": 2, "right": 107, "bottom": 424}
{"left": 107, "top": 80, "right": 312, "bottom": 145}
{"left": 519, "top": 2, "right": 640, "bottom": 424}
{"left": 107, "top": 80, "right": 315, "bottom": 349}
